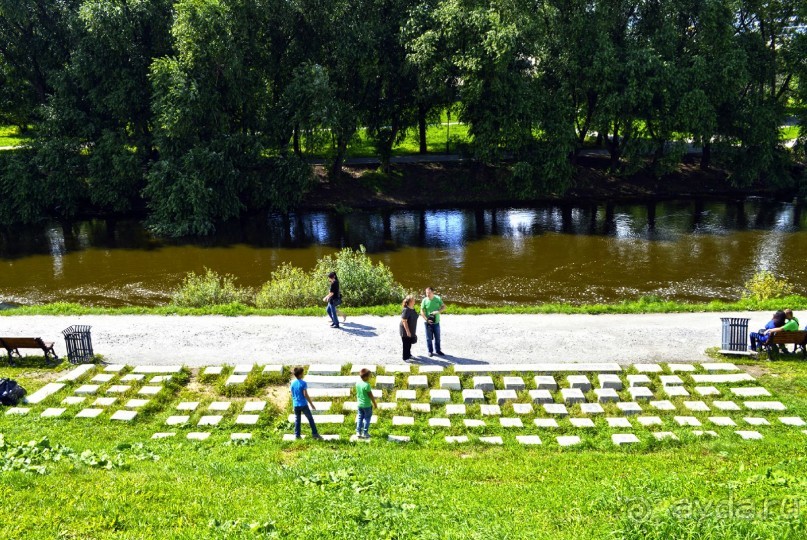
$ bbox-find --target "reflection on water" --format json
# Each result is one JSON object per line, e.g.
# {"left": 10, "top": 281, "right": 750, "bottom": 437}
{"left": 1, "top": 199, "right": 806, "bottom": 307}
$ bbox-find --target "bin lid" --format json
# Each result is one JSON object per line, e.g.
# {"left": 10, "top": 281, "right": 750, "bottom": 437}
{"left": 62, "top": 325, "right": 92, "bottom": 336}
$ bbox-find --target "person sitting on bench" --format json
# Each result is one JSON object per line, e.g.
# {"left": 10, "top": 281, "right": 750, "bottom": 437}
{"left": 749, "top": 311, "right": 784, "bottom": 352}
{"left": 763, "top": 309, "right": 800, "bottom": 353}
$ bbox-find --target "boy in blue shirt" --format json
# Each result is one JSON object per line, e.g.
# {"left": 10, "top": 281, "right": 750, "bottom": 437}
{"left": 290, "top": 366, "right": 322, "bottom": 440}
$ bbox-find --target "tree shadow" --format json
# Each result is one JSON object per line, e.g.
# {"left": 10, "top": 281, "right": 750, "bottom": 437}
{"left": 406, "top": 353, "right": 488, "bottom": 366}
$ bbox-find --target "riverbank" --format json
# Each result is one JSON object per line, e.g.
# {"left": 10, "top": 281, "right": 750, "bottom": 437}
{"left": 0, "top": 311, "right": 777, "bottom": 365}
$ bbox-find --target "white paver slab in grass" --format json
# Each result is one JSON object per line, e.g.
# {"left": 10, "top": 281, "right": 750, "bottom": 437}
{"left": 617, "top": 402, "right": 642, "bottom": 415}
{"left": 567, "top": 375, "right": 592, "bottom": 391}
{"left": 713, "top": 401, "right": 741, "bottom": 411}
{"left": 198, "top": 415, "right": 222, "bottom": 426}
{"left": 633, "top": 364, "right": 662, "bottom": 373}
{"left": 350, "top": 364, "right": 377, "bottom": 374}
{"left": 462, "top": 389, "right": 485, "bottom": 403}
{"left": 674, "top": 416, "right": 702, "bottom": 427}
{"left": 286, "top": 414, "right": 345, "bottom": 424}
{"left": 138, "top": 386, "right": 162, "bottom": 396}
{"left": 233, "top": 364, "right": 253, "bottom": 374}
{"left": 454, "top": 363, "right": 621, "bottom": 373}
{"left": 375, "top": 376, "right": 396, "bottom": 389}
{"left": 166, "top": 415, "right": 190, "bottom": 425}
{"left": 701, "top": 363, "right": 740, "bottom": 372}
{"left": 650, "top": 400, "right": 676, "bottom": 411}
{"left": 152, "top": 432, "right": 176, "bottom": 439}
{"left": 684, "top": 401, "right": 710, "bottom": 412}
{"left": 388, "top": 435, "right": 411, "bottom": 443}
{"left": 628, "top": 387, "right": 654, "bottom": 400}
{"left": 481, "top": 405, "right": 502, "bottom": 416}
{"left": 392, "top": 415, "right": 415, "bottom": 426}
{"left": 187, "top": 432, "right": 210, "bottom": 441}
{"left": 709, "top": 417, "right": 737, "bottom": 427}
{"left": 236, "top": 414, "right": 260, "bottom": 425}
{"left": 667, "top": 363, "right": 696, "bottom": 373}
{"left": 177, "top": 401, "right": 199, "bottom": 411}
{"left": 243, "top": 401, "right": 266, "bottom": 412}
{"left": 464, "top": 419, "right": 486, "bottom": 428}
{"left": 503, "top": 377, "right": 526, "bottom": 390}
{"left": 231, "top": 433, "right": 252, "bottom": 440}
{"left": 500, "top": 417, "right": 524, "bottom": 428}
{"left": 408, "top": 375, "right": 428, "bottom": 389}
{"left": 627, "top": 375, "right": 651, "bottom": 387}
{"left": 125, "top": 399, "right": 149, "bottom": 408}
{"left": 664, "top": 386, "right": 690, "bottom": 397}
{"left": 208, "top": 401, "right": 232, "bottom": 411}
{"left": 513, "top": 403, "right": 534, "bottom": 415}
{"left": 743, "top": 417, "right": 770, "bottom": 426}
{"left": 580, "top": 403, "right": 605, "bottom": 414}
{"left": 225, "top": 375, "right": 247, "bottom": 386}
{"left": 472, "top": 376, "right": 494, "bottom": 391}
{"left": 595, "top": 389, "right": 619, "bottom": 403}
{"left": 418, "top": 365, "right": 444, "bottom": 374}
{"left": 262, "top": 364, "right": 283, "bottom": 374}
{"left": 384, "top": 364, "right": 411, "bottom": 373}
{"left": 561, "top": 388, "right": 586, "bottom": 404}
{"left": 61, "top": 396, "right": 86, "bottom": 405}
{"left": 396, "top": 390, "right": 417, "bottom": 401}
{"left": 480, "top": 436, "right": 503, "bottom": 445}
{"left": 557, "top": 436, "right": 581, "bottom": 447}
{"left": 613, "top": 433, "right": 640, "bottom": 445}
{"left": 516, "top": 435, "right": 542, "bottom": 445}
{"left": 307, "top": 364, "right": 341, "bottom": 376}
{"left": 307, "top": 388, "right": 351, "bottom": 398}
{"left": 529, "top": 389, "right": 554, "bottom": 404}
{"left": 103, "top": 364, "right": 125, "bottom": 372}
{"left": 637, "top": 416, "right": 662, "bottom": 426}
{"left": 377, "top": 402, "right": 397, "bottom": 410}
{"left": 598, "top": 374, "right": 623, "bottom": 390}
{"left": 653, "top": 432, "right": 678, "bottom": 441}
{"left": 25, "top": 383, "right": 66, "bottom": 404}
{"left": 736, "top": 430, "right": 763, "bottom": 440}
{"left": 570, "top": 418, "right": 595, "bottom": 428}
{"left": 203, "top": 366, "right": 223, "bottom": 376}
{"left": 534, "top": 376, "right": 557, "bottom": 390}
{"left": 446, "top": 404, "right": 466, "bottom": 415}
{"left": 429, "top": 418, "right": 451, "bottom": 428}
{"left": 91, "top": 374, "right": 114, "bottom": 383}
{"left": 76, "top": 408, "right": 103, "bottom": 418}
{"left": 75, "top": 384, "right": 100, "bottom": 395}
{"left": 430, "top": 389, "right": 451, "bottom": 403}
{"left": 693, "top": 430, "right": 718, "bottom": 437}
{"left": 121, "top": 374, "right": 145, "bottom": 382}
{"left": 496, "top": 389, "right": 518, "bottom": 404}
{"left": 446, "top": 435, "right": 469, "bottom": 443}
{"left": 730, "top": 387, "right": 771, "bottom": 397}
{"left": 660, "top": 375, "right": 684, "bottom": 386}
{"left": 544, "top": 404, "right": 568, "bottom": 416}
{"left": 534, "top": 418, "right": 560, "bottom": 428}
{"left": 410, "top": 403, "right": 431, "bottom": 413}
{"left": 439, "top": 376, "right": 460, "bottom": 390}
{"left": 132, "top": 365, "right": 181, "bottom": 374}
{"left": 744, "top": 401, "right": 786, "bottom": 411}
{"left": 606, "top": 417, "right": 632, "bottom": 428}
{"left": 695, "top": 386, "right": 720, "bottom": 396}
{"left": 106, "top": 385, "right": 131, "bottom": 394}
{"left": 342, "top": 401, "right": 358, "bottom": 412}
{"left": 92, "top": 397, "right": 116, "bottom": 407}
{"left": 691, "top": 374, "right": 755, "bottom": 384}
{"left": 6, "top": 407, "right": 30, "bottom": 415}
{"left": 305, "top": 375, "right": 356, "bottom": 388}
{"left": 779, "top": 417, "right": 806, "bottom": 426}
{"left": 110, "top": 410, "right": 137, "bottom": 422}
{"left": 57, "top": 364, "right": 94, "bottom": 382}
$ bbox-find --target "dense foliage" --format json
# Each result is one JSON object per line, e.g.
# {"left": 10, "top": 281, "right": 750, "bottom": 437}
{"left": 1, "top": 0, "right": 806, "bottom": 235}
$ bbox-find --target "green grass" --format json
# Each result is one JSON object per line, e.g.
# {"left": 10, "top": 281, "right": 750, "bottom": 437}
{"left": 1, "top": 357, "right": 806, "bottom": 538}
{"left": 0, "top": 125, "right": 30, "bottom": 147}
{"left": 781, "top": 125, "right": 800, "bottom": 141}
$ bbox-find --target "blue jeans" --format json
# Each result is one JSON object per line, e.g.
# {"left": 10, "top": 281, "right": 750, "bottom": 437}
{"left": 425, "top": 322, "right": 441, "bottom": 353}
{"left": 294, "top": 405, "right": 319, "bottom": 438}
{"left": 356, "top": 406, "right": 373, "bottom": 435}
{"left": 326, "top": 302, "right": 339, "bottom": 326}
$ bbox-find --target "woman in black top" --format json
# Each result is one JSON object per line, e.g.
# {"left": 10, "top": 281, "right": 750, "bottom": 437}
{"left": 400, "top": 295, "right": 419, "bottom": 360}
{"left": 323, "top": 271, "right": 342, "bottom": 328}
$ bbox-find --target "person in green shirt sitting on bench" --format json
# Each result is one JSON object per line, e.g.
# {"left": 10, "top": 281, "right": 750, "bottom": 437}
{"left": 764, "top": 309, "right": 800, "bottom": 353}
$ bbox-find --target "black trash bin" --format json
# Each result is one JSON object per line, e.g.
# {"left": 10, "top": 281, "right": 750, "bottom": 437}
{"left": 62, "top": 325, "right": 94, "bottom": 364}
{"left": 720, "top": 318, "right": 750, "bottom": 352}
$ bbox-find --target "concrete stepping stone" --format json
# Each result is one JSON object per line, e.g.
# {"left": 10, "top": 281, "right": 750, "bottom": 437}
{"left": 778, "top": 417, "right": 805, "bottom": 426}
{"left": 529, "top": 390, "right": 554, "bottom": 404}
{"left": 446, "top": 404, "right": 466, "bottom": 415}
{"left": 674, "top": 416, "right": 701, "bottom": 427}
{"left": 693, "top": 430, "right": 718, "bottom": 437}
{"left": 418, "top": 365, "right": 444, "bottom": 373}
{"left": 496, "top": 389, "right": 518, "bottom": 404}
{"left": 93, "top": 397, "right": 117, "bottom": 407}
{"left": 378, "top": 402, "right": 397, "bottom": 410}
{"left": 61, "top": 396, "right": 86, "bottom": 405}
{"left": 446, "top": 435, "right": 469, "bottom": 443}
{"left": 481, "top": 405, "right": 502, "bottom": 416}
{"left": 307, "top": 364, "right": 341, "bottom": 375}
{"left": 464, "top": 419, "right": 486, "bottom": 428}
{"left": 735, "top": 430, "right": 762, "bottom": 440}
{"left": 653, "top": 432, "right": 678, "bottom": 441}
{"left": 203, "top": 366, "right": 223, "bottom": 376}
{"left": 76, "top": 408, "right": 104, "bottom": 418}
{"left": 606, "top": 417, "right": 632, "bottom": 428}
{"left": 408, "top": 375, "right": 428, "bottom": 389}
{"left": 375, "top": 376, "right": 396, "bottom": 390}
{"left": 106, "top": 385, "right": 131, "bottom": 394}
{"left": 307, "top": 388, "right": 351, "bottom": 398}
{"left": 305, "top": 375, "right": 356, "bottom": 388}
{"left": 534, "top": 376, "right": 557, "bottom": 390}
{"left": 429, "top": 418, "right": 451, "bottom": 428}
{"left": 512, "top": 403, "right": 534, "bottom": 415}
{"left": 262, "top": 364, "right": 283, "bottom": 374}
{"left": 439, "top": 376, "right": 460, "bottom": 390}
{"left": 103, "top": 364, "right": 125, "bottom": 372}
{"left": 543, "top": 404, "right": 568, "bottom": 416}
{"left": 121, "top": 374, "right": 145, "bottom": 382}
{"left": 349, "top": 434, "right": 372, "bottom": 443}
{"left": 534, "top": 418, "right": 560, "bottom": 428}
{"left": 91, "top": 374, "right": 114, "bottom": 383}
{"left": 743, "top": 417, "right": 770, "bottom": 426}
{"left": 132, "top": 365, "right": 181, "bottom": 374}
{"left": 567, "top": 375, "right": 591, "bottom": 391}
{"left": 684, "top": 401, "right": 710, "bottom": 412}
{"left": 396, "top": 390, "right": 417, "bottom": 401}
{"left": 410, "top": 403, "right": 431, "bottom": 413}
{"left": 667, "top": 364, "right": 695, "bottom": 373}
{"left": 231, "top": 433, "right": 252, "bottom": 440}
{"left": 637, "top": 416, "right": 662, "bottom": 426}
{"left": 617, "top": 402, "right": 642, "bottom": 415}
{"left": 627, "top": 374, "right": 651, "bottom": 387}
{"left": 166, "top": 415, "right": 190, "bottom": 425}
{"left": 556, "top": 436, "right": 581, "bottom": 447}
{"left": 462, "top": 389, "right": 485, "bottom": 403}
{"left": 744, "top": 401, "right": 786, "bottom": 411}
{"left": 612, "top": 433, "right": 640, "bottom": 445}
{"left": 209, "top": 401, "right": 232, "bottom": 411}
{"left": 694, "top": 386, "right": 720, "bottom": 396}
{"left": 6, "top": 407, "right": 29, "bottom": 415}
{"left": 712, "top": 401, "right": 741, "bottom": 411}
{"left": 187, "top": 432, "right": 210, "bottom": 441}
{"left": 177, "top": 401, "right": 199, "bottom": 411}
{"left": 384, "top": 365, "right": 412, "bottom": 373}
{"left": 480, "top": 436, "right": 503, "bottom": 445}
{"left": 57, "top": 365, "right": 94, "bottom": 382}
{"left": 634, "top": 364, "right": 662, "bottom": 373}
{"left": 660, "top": 375, "right": 684, "bottom": 386}
{"left": 500, "top": 417, "right": 524, "bottom": 428}
{"left": 730, "top": 387, "right": 771, "bottom": 397}
{"left": 199, "top": 415, "right": 222, "bottom": 426}
{"left": 692, "top": 374, "right": 754, "bottom": 384}
{"left": 595, "top": 389, "right": 619, "bottom": 403}
{"left": 628, "top": 387, "right": 653, "bottom": 401}
{"left": 225, "top": 375, "right": 247, "bottom": 386}
{"left": 561, "top": 388, "right": 585, "bottom": 404}
{"left": 392, "top": 415, "right": 414, "bottom": 426}
{"left": 236, "top": 415, "right": 260, "bottom": 425}
{"left": 138, "top": 386, "right": 162, "bottom": 396}
{"left": 503, "top": 377, "right": 526, "bottom": 390}
{"left": 598, "top": 374, "right": 622, "bottom": 390}
{"left": 473, "top": 376, "right": 494, "bottom": 391}
{"left": 663, "top": 386, "right": 690, "bottom": 397}
{"left": 152, "top": 432, "right": 176, "bottom": 439}
{"left": 454, "top": 363, "right": 621, "bottom": 374}
{"left": 430, "top": 389, "right": 451, "bottom": 403}
{"left": 41, "top": 408, "right": 66, "bottom": 418}
{"left": 110, "top": 410, "right": 137, "bottom": 421}
{"left": 709, "top": 417, "right": 737, "bottom": 427}
{"left": 570, "top": 418, "right": 595, "bottom": 428}
{"left": 243, "top": 401, "right": 266, "bottom": 412}
{"left": 342, "top": 401, "right": 358, "bottom": 412}
{"left": 516, "top": 435, "right": 542, "bottom": 445}
{"left": 650, "top": 400, "right": 676, "bottom": 411}
{"left": 388, "top": 435, "right": 411, "bottom": 443}
{"left": 701, "top": 363, "right": 739, "bottom": 372}
{"left": 580, "top": 403, "right": 604, "bottom": 414}
{"left": 233, "top": 364, "right": 253, "bottom": 374}
{"left": 75, "top": 384, "right": 100, "bottom": 395}
{"left": 310, "top": 402, "right": 332, "bottom": 413}
{"left": 350, "top": 364, "right": 376, "bottom": 374}
{"left": 286, "top": 414, "right": 344, "bottom": 424}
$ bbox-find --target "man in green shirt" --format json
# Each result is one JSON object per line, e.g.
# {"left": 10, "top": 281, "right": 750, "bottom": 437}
{"left": 355, "top": 369, "right": 377, "bottom": 439}
{"left": 765, "top": 309, "right": 800, "bottom": 353}
{"left": 420, "top": 287, "right": 446, "bottom": 357}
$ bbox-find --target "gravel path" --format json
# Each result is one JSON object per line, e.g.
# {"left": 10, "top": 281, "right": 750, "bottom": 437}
{"left": 0, "top": 312, "right": 767, "bottom": 366}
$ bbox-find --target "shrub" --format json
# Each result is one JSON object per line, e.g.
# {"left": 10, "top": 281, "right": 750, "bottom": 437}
{"left": 170, "top": 268, "right": 251, "bottom": 307}
{"left": 255, "top": 263, "right": 321, "bottom": 309}
{"left": 743, "top": 270, "right": 793, "bottom": 301}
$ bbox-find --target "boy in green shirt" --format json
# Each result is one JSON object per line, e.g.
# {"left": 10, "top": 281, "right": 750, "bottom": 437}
{"left": 765, "top": 309, "right": 800, "bottom": 353}
{"left": 355, "top": 368, "right": 378, "bottom": 439}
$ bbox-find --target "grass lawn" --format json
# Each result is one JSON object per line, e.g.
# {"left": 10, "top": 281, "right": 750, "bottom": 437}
{"left": 0, "top": 125, "right": 30, "bottom": 147}
{"left": 1, "top": 357, "right": 806, "bottom": 539}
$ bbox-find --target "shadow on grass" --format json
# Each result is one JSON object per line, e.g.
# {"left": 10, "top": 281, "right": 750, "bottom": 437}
{"left": 0, "top": 354, "right": 64, "bottom": 370}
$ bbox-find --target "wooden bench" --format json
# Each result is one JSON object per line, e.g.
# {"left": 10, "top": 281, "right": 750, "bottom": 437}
{"left": 762, "top": 331, "right": 807, "bottom": 358}
{"left": 0, "top": 337, "right": 59, "bottom": 365}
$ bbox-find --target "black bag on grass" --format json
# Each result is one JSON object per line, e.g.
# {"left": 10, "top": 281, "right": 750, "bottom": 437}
{"left": 0, "top": 378, "right": 26, "bottom": 406}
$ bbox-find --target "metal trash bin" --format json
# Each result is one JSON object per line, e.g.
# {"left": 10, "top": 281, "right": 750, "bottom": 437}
{"left": 62, "top": 325, "right": 94, "bottom": 364}
{"left": 720, "top": 318, "right": 749, "bottom": 352}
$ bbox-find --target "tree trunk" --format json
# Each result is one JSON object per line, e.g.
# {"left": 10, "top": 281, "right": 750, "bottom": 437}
{"left": 293, "top": 125, "right": 301, "bottom": 155}
{"left": 329, "top": 135, "right": 348, "bottom": 179}
{"left": 700, "top": 142, "right": 711, "bottom": 170}
{"left": 418, "top": 105, "right": 427, "bottom": 154}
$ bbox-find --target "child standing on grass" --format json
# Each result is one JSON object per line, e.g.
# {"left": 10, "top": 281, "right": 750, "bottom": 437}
{"left": 355, "top": 368, "right": 378, "bottom": 439}
{"left": 291, "top": 366, "right": 322, "bottom": 440}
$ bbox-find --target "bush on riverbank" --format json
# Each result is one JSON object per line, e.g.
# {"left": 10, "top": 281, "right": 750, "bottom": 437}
{"left": 743, "top": 271, "right": 794, "bottom": 301}
{"left": 170, "top": 268, "right": 252, "bottom": 308}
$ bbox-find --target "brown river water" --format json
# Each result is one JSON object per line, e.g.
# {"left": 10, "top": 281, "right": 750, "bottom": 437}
{"left": 1, "top": 199, "right": 805, "bottom": 307}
